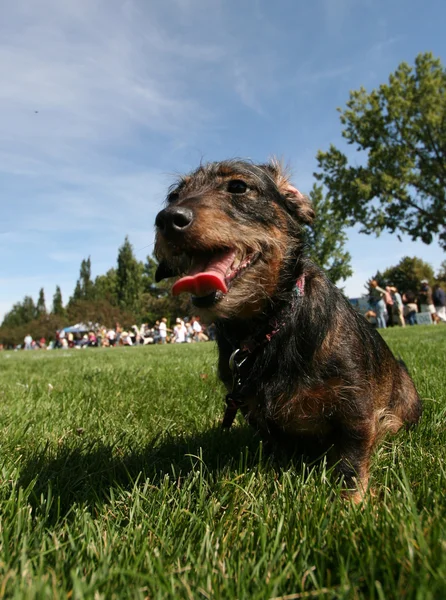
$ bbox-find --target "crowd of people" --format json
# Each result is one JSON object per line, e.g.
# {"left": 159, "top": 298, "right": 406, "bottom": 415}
{"left": 13, "top": 316, "right": 216, "bottom": 351}
{"left": 5, "top": 281, "right": 445, "bottom": 350}
{"left": 367, "top": 280, "right": 446, "bottom": 329}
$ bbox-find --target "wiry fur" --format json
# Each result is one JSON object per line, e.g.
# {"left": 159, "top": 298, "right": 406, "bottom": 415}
{"left": 154, "top": 159, "right": 422, "bottom": 501}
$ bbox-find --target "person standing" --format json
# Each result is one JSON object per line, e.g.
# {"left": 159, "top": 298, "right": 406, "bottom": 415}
{"left": 58, "top": 328, "right": 66, "bottom": 348}
{"left": 390, "top": 287, "right": 405, "bottom": 327}
{"left": 419, "top": 280, "right": 436, "bottom": 316}
{"left": 384, "top": 286, "right": 394, "bottom": 327}
{"left": 403, "top": 291, "right": 418, "bottom": 326}
{"left": 115, "top": 322, "right": 123, "bottom": 345}
{"left": 159, "top": 317, "right": 168, "bottom": 344}
{"left": 432, "top": 284, "right": 446, "bottom": 322}
{"left": 369, "top": 280, "right": 387, "bottom": 329}
{"left": 24, "top": 334, "right": 33, "bottom": 350}
{"left": 173, "top": 318, "right": 187, "bottom": 343}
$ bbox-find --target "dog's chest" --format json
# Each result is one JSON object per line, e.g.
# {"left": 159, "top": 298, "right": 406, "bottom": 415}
{"left": 241, "top": 384, "right": 338, "bottom": 436}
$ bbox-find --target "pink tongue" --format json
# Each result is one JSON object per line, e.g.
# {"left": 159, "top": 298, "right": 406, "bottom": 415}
{"left": 172, "top": 250, "right": 236, "bottom": 297}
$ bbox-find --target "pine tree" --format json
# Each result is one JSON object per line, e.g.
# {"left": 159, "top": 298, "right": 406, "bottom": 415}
{"left": 71, "top": 281, "right": 83, "bottom": 302}
{"left": 70, "top": 256, "right": 95, "bottom": 303}
{"left": 36, "top": 288, "right": 47, "bottom": 316}
{"left": 80, "top": 257, "right": 94, "bottom": 300}
{"left": 52, "top": 286, "right": 65, "bottom": 315}
{"left": 306, "top": 184, "right": 353, "bottom": 285}
{"left": 142, "top": 255, "right": 160, "bottom": 295}
{"left": 116, "top": 236, "right": 143, "bottom": 314}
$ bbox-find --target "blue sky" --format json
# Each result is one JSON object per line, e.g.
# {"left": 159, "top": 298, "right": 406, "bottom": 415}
{"left": 1, "top": 0, "right": 445, "bottom": 320}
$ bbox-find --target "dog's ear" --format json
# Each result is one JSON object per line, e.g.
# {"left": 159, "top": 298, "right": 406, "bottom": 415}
{"left": 262, "top": 161, "right": 315, "bottom": 225}
{"left": 280, "top": 183, "right": 314, "bottom": 224}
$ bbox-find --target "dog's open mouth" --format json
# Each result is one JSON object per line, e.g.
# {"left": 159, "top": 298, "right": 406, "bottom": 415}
{"left": 171, "top": 248, "right": 259, "bottom": 306}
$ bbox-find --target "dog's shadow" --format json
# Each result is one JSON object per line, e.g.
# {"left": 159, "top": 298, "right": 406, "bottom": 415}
{"left": 18, "top": 424, "right": 276, "bottom": 519}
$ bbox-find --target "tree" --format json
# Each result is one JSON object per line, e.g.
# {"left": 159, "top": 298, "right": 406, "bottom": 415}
{"left": 1, "top": 296, "right": 36, "bottom": 327}
{"left": 142, "top": 255, "right": 159, "bottom": 294}
{"left": 116, "top": 236, "right": 143, "bottom": 314}
{"left": 305, "top": 184, "right": 353, "bottom": 285}
{"left": 138, "top": 253, "right": 191, "bottom": 322}
{"left": 36, "top": 288, "right": 47, "bottom": 316}
{"left": 1, "top": 302, "right": 25, "bottom": 328}
{"left": 70, "top": 257, "right": 95, "bottom": 304}
{"left": 80, "top": 257, "right": 95, "bottom": 300}
{"left": 94, "top": 268, "right": 118, "bottom": 304}
{"left": 66, "top": 299, "right": 134, "bottom": 329}
{"left": 369, "top": 256, "right": 435, "bottom": 296}
{"left": 436, "top": 260, "right": 446, "bottom": 283}
{"left": 0, "top": 313, "right": 68, "bottom": 347}
{"left": 315, "top": 53, "right": 446, "bottom": 249}
{"left": 21, "top": 296, "right": 37, "bottom": 323}
{"left": 52, "top": 286, "right": 65, "bottom": 316}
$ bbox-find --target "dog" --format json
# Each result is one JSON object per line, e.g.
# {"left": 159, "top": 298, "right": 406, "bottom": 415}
{"left": 154, "top": 159, "right": 422, "bottom": 501}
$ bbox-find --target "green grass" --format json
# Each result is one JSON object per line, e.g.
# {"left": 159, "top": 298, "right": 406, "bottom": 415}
{"left": 0, "top": 326, "right": 445, "bottom": 599}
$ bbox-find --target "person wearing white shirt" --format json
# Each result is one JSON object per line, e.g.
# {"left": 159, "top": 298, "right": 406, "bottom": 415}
{"left": 159, "top": 317, "right": 168, "bottom": 343}
{"left": 173, "top": 318, "right": 186, "bottom": 343}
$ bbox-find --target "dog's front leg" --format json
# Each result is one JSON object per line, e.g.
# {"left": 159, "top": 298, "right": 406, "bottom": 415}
{"left": 332, "top": 423, "right": 377, "bottom": 503}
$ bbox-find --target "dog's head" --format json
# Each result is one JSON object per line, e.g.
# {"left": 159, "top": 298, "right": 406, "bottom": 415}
{"left": 154, "top": 159, "right": 313, "bottom": 319}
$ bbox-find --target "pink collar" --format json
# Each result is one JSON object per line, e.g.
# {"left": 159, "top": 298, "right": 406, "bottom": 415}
{"left": 242, "top": 274, "right": 305, "bottom": 350}
{"left": 223, "top": 274, "right": 306, "bottom": 429}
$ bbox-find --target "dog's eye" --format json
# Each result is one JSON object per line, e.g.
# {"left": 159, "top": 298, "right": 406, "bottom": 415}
{"left": 227, "top": 180, "right": 248, "bottom": 194}
{"left": 167, "top": 191, "right": 179, "bottom": 203}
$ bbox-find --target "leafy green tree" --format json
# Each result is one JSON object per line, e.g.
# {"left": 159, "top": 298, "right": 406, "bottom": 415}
{"left": 66, "top": 299, "right": 134, "bottom": 329}
{"left": 316, "top": 53, "right": 446, "bottom": 249}
{"left": 306, "top": 184, "right": 353, "bottom": 285}
{"left": 1, "top": 302, "right": 25, "bottom": 327}
{"left": 94, "top": 268, "right": 118, "bottom": 304}
{"left": 0, "top": 313, "right": 68, "bottom": 347}
{"left": 436, "top": 260, "right": 446, "bottom": 283}
{"left": 52, "top": 286, "right": 65, "bottom": 316}
{"left": 139, "top": 254, "right": 191, "bottom": 322}
{"left": 116, "top": 237, "right": 143, "bottom": 314}
{"left": 369, "top": 257, "right": 435, "bottom": 296}
{"left": 36, "top": 288, "right": 47, "bottom": 316}
{"left": 2, "top": 296, "right": 36, "bottom": 327}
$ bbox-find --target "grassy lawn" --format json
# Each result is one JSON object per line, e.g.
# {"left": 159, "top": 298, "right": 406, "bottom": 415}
{"left": 0, "top": 326, "right": 445, "bottom": 599}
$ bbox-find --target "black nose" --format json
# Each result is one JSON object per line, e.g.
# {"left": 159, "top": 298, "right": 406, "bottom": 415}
{"left": 155, "top": 207, "right": 194, "bottom": 235}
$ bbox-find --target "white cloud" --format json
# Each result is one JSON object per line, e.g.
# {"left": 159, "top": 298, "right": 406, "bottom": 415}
{"left": 1, "top": 0, "right": 442, "bottom": 324}
{"left": 48, "top": 252, "right": 86, "bottom": 264}
{"left": 367, "top": 35, "right": 404, "bottom": 59}
{"left": 233, "top": 63, "right": 265, "bottom": 115}
{"left": 0, "top": 0, "right": 230, "bottom": 320}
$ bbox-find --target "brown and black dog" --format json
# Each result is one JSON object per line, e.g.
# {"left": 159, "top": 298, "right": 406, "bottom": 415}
{"left": 154, "top": 159, "right": 422, "bottom": 500}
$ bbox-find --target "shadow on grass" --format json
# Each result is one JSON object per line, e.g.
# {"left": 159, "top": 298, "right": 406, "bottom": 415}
{"left": 18, "top": 424, "right": 271, "bottom": 518}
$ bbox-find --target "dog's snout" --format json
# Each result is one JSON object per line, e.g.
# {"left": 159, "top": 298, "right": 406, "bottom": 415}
{"left": 155, "top": 207, "right": 194, "bottom": 235}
